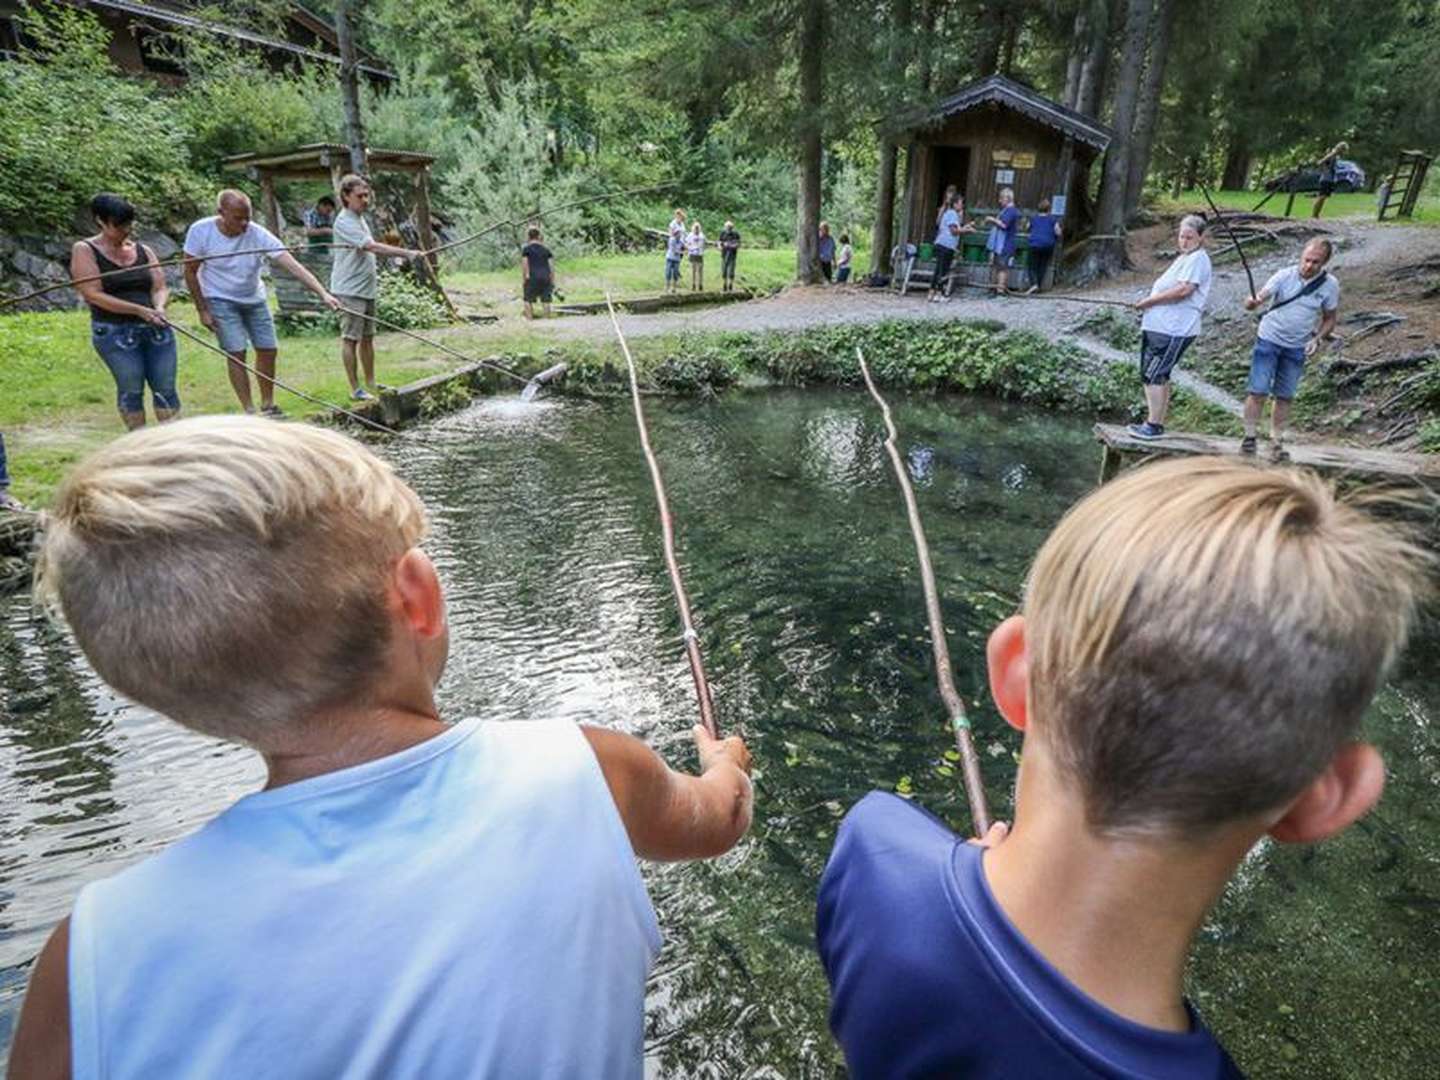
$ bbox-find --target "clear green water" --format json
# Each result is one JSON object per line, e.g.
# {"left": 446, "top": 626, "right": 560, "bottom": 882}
{"left": 1, "top": 389, "right": 1436, "bottom": 1076}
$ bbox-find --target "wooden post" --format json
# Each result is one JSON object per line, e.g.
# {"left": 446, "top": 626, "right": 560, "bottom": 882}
{"left": 259, "top": 172, "right": 282, "bottom": 236}
{"left": 1097, "top": 444, "right": 1123, "bottom": 485}
{"left": 1284, "top": 187, "right": 1296, "bottom": 218}
{"left": 414, "top": 167, "right": 437, "bottom": 269}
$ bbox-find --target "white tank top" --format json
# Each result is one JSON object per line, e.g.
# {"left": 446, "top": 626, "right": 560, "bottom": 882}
{"left": 68, "top": 718, "right": 661, "bottom": 1078}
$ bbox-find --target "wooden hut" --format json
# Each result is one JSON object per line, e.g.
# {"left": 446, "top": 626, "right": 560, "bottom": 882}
{"left": 884, "top": 75, "right": 1112, "bottom": 289}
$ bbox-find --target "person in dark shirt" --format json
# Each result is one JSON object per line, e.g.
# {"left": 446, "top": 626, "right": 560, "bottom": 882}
{"left": 818, "top": 455, "right": 1430, "bottom": 1079}
{"left": 520, "top": 227, "right": 555, "bottom": 319}
{"left": 817, "top": 222, "right": 836, "bottom": 282}
{"left": 982, "top": 186, "right": 1020, "bottom": 295}
{"left": 718, "top": 221, "right": 741, "bottom": 292}
{"left": 1312, "top": 140, "right": 1347, "bottom": 219}
{"left": 1025, "top": 197, "right": 1062, "bottom": 294}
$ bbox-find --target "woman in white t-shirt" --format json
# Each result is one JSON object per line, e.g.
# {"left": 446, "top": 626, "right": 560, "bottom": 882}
{"left": 1128, "top": 215, "right": 1212, "bottom": 440}
{"left": 687, "top": 222, "right": 706, "bottom": 292}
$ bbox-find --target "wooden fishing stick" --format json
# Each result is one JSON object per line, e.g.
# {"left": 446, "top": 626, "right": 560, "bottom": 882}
{"left": 167, "top": 320, "right": 402, "bottom": 436}
{"left": 1199, "top": 182, "right": 1258, "bottom": 298}
{"left": 605, "top": 293, "right": 719, "bottom": 739}
{"left": 855, "top": 346, "right": 991, "bottom": 837}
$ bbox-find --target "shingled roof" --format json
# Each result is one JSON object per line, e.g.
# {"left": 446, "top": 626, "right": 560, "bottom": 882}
{"left": 900, "top": 74, "right": 1113, "bottom": 153}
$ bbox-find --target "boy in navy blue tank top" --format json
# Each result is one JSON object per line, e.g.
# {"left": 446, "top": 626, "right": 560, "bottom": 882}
{"left": 819, "top": 456, "right": 1431, "bottom": 1078}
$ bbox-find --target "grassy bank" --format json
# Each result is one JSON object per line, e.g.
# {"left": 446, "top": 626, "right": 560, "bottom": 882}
{"left": 442, "top": 247, "right": 861, "bottom": 310}
{"left": 1, "top": 302, "right": 1230, "bottom": 507}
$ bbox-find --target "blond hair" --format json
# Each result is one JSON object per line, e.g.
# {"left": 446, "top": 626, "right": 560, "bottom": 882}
{"left": 37, "top": 417, "right": 427, "bottom": 744}
{"left": 1023, "top": 457, "right": 1431, "bottom": 836}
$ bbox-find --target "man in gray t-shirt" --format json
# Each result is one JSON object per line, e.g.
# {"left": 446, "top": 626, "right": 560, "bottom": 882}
{"left": 330, "top": 175, "right": 423, "bottom": 402}
{"left": 1240, "top": 238, "right": 1340, "bottom": 458}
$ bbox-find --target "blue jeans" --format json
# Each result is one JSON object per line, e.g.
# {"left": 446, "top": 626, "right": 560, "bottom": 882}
{"left": 0, "top": 432, "right": 9, "bottom": 489}
{"left": 1248, "top": 337, "right": 1307, "bottom": 400}
{"left": 664, "top": 257, "right": 682, "bottom": 284}
{"left": 91, "top": 321, "right": 181, "bottom": 415}
{"left": 208, "top": 298, "right": 278, "bottom": 354}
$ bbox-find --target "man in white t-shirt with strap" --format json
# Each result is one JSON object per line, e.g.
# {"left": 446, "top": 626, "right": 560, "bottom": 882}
{"left": 1240, "top": 237, "right": 1340, "bottom": 459}
{"left": 1128, "top": 215, "right": 1212, "bottom": 440}
{"left": 330, "top": 174, "right": 424, "bottom": 402}
{"left": 183, "top": 190, "right": 339, "bottom": 417}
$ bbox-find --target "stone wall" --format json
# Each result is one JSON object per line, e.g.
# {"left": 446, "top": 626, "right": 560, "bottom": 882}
{"left": 0, "top": 229, "right": 185, "bottom": 313}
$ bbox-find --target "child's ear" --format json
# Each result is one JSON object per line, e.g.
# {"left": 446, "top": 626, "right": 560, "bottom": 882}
{"left": 1268, "top": 742, "right": 1385, "bottom": 844}
{"left": 392, "top": 547, "right": 446, "bottom": 640}
{"left": 986, "top": 615, "right": 1029, "bottom": 732}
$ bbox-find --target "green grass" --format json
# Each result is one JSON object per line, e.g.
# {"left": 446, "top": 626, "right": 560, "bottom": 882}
{"left": 1155, "top": 188, "right": 1440, "bottom": 225}
{"left": 442, "top": 247, "right": 861, "bottom": 310}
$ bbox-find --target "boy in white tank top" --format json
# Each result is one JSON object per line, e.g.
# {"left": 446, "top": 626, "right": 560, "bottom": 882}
{"left": 11, "top": 417, "right": 753, "bottom": 1079}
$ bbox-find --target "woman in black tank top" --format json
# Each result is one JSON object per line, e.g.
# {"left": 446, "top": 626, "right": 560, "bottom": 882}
{"left": 70, "top": 193, "right": 180, "bottom": 429}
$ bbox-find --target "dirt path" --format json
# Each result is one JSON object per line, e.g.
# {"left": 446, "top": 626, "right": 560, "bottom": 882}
{"left": 440, "top": 220, "right": 1436, "bottom": 419}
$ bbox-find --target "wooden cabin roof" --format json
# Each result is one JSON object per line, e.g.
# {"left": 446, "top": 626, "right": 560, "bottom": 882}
{"left": 899, "top": 75, "right": 1113, "bottom": 153}
{"left": 223, "top": 144, "right": 436, "bottom": 176}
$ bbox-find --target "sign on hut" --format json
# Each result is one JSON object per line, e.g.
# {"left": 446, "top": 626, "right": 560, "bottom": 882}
{"left": 885, "top": 75, "right": 1112, "bottom": 292}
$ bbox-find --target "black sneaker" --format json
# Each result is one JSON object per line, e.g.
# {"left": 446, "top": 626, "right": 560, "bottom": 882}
{"left": 1240, "top": 435, "right": 1257, "bottom": 455}
{"left": 1127, "top": 421, "right": 1165, "bottom": 440}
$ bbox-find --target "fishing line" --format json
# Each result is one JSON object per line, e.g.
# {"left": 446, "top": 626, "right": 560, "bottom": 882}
{"left": 855, "top": 345, "right": 992, "bottom": 837}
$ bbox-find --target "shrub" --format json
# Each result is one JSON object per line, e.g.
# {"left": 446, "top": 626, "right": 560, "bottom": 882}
{"left": 376, "top": 268, "right": 450, "bottom": 329}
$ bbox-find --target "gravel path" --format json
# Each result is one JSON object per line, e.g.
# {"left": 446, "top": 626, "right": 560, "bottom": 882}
{"left": 444, "top": 222, "right": 1437, "bottom": 419}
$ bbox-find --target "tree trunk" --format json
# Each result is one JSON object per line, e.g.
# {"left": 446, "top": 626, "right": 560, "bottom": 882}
{"left": 973, "top": 3, "right": 1004, "bottom": 77}
{"left": 999, "top": 13, "right": 1019, "bottom": 76}
{"left": 335, "top": 0, "right": 367, "bottom": 174}
{"left": 795, "top": 0, "right": 824, "bottom": 283}
{"left": 1183, "top": 154, "right": 1200, "bottom": 189}
{"left": 870, "top": 0, "right": 912, "bottom": 276}
{"left": 1124, "top": 0, "right": 1175, "bottom": 218}
{"left": 1221, "top": 140, "right": 1252, "bottom": 189}
{"left": 1082, "top": 0, "right": 1151, "bottom": 279}
{"left": 1076, "top": 0, "right": 1112, "bottom": 118}
{"left": 1062, "top": 5, "right": 1091, "bottom": 109}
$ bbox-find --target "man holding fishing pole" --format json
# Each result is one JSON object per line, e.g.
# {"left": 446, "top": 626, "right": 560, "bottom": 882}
{"left": 818, "top": 455, "right": 1427, "bottom": 1078}
{"left": 183, "top": 190, "right": 341, "bottom": 417}
{"left": 1240, "top": 236, "right": 1339, "bottom": 459}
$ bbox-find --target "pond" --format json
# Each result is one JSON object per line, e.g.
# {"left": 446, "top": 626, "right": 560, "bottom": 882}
{"left": 1, "top": 389, "right": 1436, "bottom": 1076}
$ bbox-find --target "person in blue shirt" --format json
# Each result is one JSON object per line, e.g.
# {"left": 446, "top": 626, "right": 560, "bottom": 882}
{"left": 983, "top": 186, "right": 1020, "bottom": 294}
{"left": 1025, "top": 197, "right": 1062, "bottom": 294}
{"left": 817, "top": 222, "right": 837, "bottom": 283}
{"left": 11, "top": 417, "right": 754, "bottom": 1079}
{"left": 818, "top": 455, "right": 1429, "bottom": 1079}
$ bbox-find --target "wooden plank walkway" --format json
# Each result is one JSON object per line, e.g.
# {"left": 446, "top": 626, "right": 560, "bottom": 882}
{"left": 1094, "top": 424, "right": 1440, "bottom": 487}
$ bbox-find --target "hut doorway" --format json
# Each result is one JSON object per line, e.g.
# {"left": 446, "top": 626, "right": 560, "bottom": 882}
{"left": 933, "top": 146, "right": 971, "bottom": 211}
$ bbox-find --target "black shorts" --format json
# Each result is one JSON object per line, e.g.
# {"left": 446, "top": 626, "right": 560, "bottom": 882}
{"left": 524, "top": 277, "right": 553, "bottom": 303}
{"left": 1138, "top": 330, "right": 1195, "bottom": 385}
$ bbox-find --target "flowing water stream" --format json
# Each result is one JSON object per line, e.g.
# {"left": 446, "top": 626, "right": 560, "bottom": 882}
{"left": 1, "top": 389, "right": 1436, "bottom": 1076}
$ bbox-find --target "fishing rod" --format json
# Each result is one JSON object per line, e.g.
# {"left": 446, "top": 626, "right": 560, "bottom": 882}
{"left": 427, "top": 183, "right": 678, "bottom": 257}
{"left": 854, "top": 345, "right": 991, "bottom": 838}
{"left": 335, "top": 304, "right": 531, "bottom": 388}
{"left": 166, "top": 320, "right": 402, "bottom": 436}
{"left": 1199, "top": 182, "right": 1258, "bottom": 299}
{"left": 605, "top": 293, "right": 719, "bottom": 739}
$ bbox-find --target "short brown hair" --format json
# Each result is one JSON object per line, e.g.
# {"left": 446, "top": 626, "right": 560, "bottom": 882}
{"left": 37, "top": 417, "right": 427, "bottom": 745}
{"left": 339, "top": 173, "right": 370, "bottom": 198}
{"left": 1023, "top": 457, "right": 1431, "bottom": 836}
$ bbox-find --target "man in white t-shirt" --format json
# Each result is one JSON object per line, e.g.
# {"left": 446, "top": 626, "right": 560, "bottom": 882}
{"left": 183, "top": 190, "right": 339, "bottom": 417}
{"left": 1239, "top": 238, "right": 1340, "bottom": 459}
{"left": 1128, "top": 215, "right": 1212, "bottom": 440}
{"left": 329, "top": 175, "right": 424, "bottom": 402}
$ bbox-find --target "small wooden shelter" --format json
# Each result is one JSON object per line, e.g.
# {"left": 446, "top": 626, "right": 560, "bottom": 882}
{"left": 222, "top": 143, "right": 439, "bottom": 314}
{"left": 892, "top": 75, "right": 1112, "bottom": 246}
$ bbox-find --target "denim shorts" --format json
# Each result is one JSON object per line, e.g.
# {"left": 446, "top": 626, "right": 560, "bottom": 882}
{"left": 1138, "top": 330, "right": 1195, "bottom": 386}
{"left": 91, "top": 321, "right": 180, "bottom": 414}
{"left": 209, "top": 297, "right": 278, "bottom": 354}
{"left": 1248, "top": 337, "right": 1307, "bottom": 400}
{"left": 664, "top": 257, "right": 682, "bottom": 283}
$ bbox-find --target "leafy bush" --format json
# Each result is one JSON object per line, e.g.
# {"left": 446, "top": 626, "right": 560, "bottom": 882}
{"left": 0, "top": 5, "right": 207, "bottom": 233}
{"left": 376, "top": 268, "right": 450, "bottom": 329}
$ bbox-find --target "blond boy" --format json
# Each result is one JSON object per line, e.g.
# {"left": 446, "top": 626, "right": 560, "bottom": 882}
{"left": 10, "top": 417, "right": 752, "bottom": 1079}
{"left": 819, "top": 457, "right": 1429, "bottom": 1077}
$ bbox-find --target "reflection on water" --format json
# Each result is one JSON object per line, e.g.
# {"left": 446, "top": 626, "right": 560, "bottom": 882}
{"left": 1, "top": 389, "right": 1436, "bottom": 1075}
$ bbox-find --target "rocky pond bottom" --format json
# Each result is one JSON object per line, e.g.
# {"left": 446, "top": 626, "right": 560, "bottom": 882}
{"left": 1, "top": 390, "right": 1436, "bottom": 1076}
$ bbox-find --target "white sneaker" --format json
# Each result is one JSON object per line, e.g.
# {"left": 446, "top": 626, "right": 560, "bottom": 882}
{"left": 351, "top": 388, "right": 376, "bottom": 402}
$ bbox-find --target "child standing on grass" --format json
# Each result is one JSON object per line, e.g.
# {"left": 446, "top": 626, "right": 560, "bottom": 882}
{"left": 835, "top": 234, "right": 854, "bottom": 283}
{"left": 687, "top": 221, "right": 706, "bottom": 291}
{"left": 819, "top": 455, "right": 1431, "bottom": 1078}
{"left": 521, "top": 226, "right": 556, "bottom": 319}
{"left": 719, "top": 220, "right": 741, "bottom": 292}
{"left": 10, "top": 417, "right": 754, "bottom": 1079}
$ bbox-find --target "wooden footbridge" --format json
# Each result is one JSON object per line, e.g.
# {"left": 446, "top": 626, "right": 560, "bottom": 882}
{"left": 1095, "top": 424, "right": 1440, "bottom": 488}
